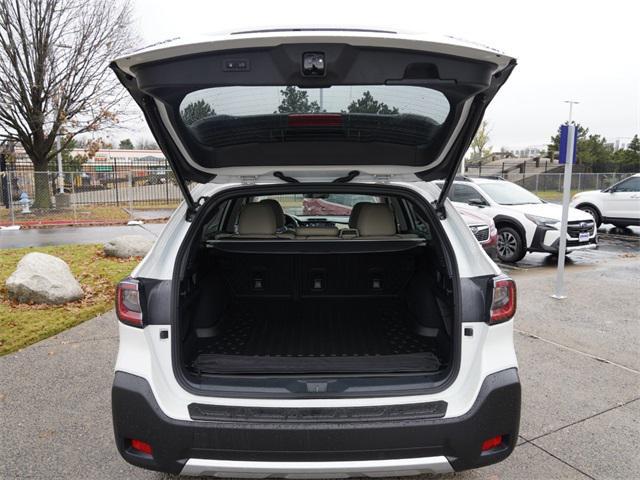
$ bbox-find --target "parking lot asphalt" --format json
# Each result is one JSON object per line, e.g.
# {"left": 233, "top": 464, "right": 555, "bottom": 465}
{"left": 1, "top": 255, "right": 639, "bottom": 479}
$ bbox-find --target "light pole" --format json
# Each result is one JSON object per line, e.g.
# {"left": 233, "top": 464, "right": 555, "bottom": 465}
{"left": 552, "top": 100, "right": 579, "bottom": 299}
{"left": 56, "top": 135, "right": 64, "bottom": 194}
{"left": 563, "top": 100, "right": 579, "bottom": 123}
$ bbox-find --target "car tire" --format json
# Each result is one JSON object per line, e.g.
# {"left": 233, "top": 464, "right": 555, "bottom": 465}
{"left": 497, "top": 226, "right": 525, "bottom": 263}
{"left": 577, "top": 204, "right": 602, "bottom": 227}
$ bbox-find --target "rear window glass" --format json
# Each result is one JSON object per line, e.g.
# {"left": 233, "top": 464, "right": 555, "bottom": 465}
{"left": 179, "top": 85, "right": 450, "bottom": 147}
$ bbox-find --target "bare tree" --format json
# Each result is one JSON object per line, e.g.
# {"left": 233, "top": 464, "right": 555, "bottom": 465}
{"left": 0, "top": 0, "right": 136, "bottom": 207}
{"left": 470, "top": 120, "right": 492, "bottom": 161}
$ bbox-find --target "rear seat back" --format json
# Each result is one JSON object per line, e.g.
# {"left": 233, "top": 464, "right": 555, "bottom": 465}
{"left": 213, "top": 251, "right": 417, "bottom": 299}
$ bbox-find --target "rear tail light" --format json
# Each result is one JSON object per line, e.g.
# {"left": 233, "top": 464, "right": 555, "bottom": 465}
{"left": 489, "top": 275, "right": 516, "bottom": 324}
{"left": 116, "top": 278, "right": 143, "bottom": 327}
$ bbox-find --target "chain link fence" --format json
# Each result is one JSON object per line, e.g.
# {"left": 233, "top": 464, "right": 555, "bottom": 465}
{"left": 1, "top": 168, "right": 637, "bottom": 228}
{"left": 1, "top": 169, "right": 182, "bottom": 228}
{"left": 516, "top": 172, "right": 633, "bottom": 195}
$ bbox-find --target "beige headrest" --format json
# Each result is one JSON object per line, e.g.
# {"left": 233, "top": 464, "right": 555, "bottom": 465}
{"left": 349, "top": 202, "right": 374, "bottom": 228}
{"left": 356, "top": 203, "right": 396, "bottom": 236}
{"left": 238, "top": 203, "right": 277, "bottom": 235}
{"left": 260, "top": 199, "right": 285, "bottom": 229}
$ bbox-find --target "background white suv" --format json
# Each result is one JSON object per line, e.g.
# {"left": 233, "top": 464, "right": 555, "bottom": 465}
{"left": 437, "top": 177, "right": 598, "bottom": 262}
{"left": 570, "top": 173, "right": 640, "bottom": 228}
{"left": 110, "top": 29, "right": 520, "bottom": 477}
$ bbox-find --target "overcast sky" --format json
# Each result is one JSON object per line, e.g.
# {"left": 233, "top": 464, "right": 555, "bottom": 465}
{"left": 127, "top": 0, "right": 640, "bottom": 149}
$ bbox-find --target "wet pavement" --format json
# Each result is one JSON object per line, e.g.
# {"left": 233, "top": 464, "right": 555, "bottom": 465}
{"left": 126, "top": 208, "right": 176, "bottom": 221}
{"left": 0, "top": 223, "right": 166, "bottom": 249}
{"left": 498, "top": 224, "right": 640, "bottom": 272}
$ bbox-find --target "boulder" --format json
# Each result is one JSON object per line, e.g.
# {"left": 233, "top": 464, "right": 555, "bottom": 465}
{"left": 103, "top": 235, "right": 154, "bottom": 258}
{"left": 6, "top": 252, "right": 84, "bottom": 305}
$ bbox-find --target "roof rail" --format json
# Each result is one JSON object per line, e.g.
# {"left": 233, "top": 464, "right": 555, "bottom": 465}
{"left": 454, "top": 175, "right": 473, "bottom": 182}
{"left": 479, "top": 175, "right": 506, "bottom": 180}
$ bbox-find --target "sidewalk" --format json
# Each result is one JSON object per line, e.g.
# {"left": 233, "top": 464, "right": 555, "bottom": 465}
{"left": 0, "top": 258, "right": 638, "bottom": 479}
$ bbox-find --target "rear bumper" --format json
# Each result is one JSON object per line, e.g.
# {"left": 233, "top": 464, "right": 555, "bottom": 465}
{"left": 112, "top": 368, "right": 521, "bottom": 476}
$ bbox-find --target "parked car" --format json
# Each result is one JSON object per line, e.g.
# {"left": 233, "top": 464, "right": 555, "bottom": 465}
{"left": 570, "top": 173, "right": 640, "bottom": 228}
{"left": 456, "top": 204, "right": 498, "bottom": 259}
{"left": 436, "top": 177, "right": 598, "bottom": 262}
{"left": 110, "top": 30, "right": 520, "bottom": 477}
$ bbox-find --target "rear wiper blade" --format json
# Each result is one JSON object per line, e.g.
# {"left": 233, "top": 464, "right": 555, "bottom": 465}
{"left": 273, "top": 171, "right": 300, "bottom": 183}
{"left": 273, "top": 170, "right": 361, "bottom": 183}
{"left": 332, "top": 170, "right": 360, "bottom": 183}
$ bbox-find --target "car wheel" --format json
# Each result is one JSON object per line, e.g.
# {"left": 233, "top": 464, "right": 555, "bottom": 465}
{"left": 578, "top": 205, "right": 602, "bottom": 227}
{"left": 497, "top": 226, "right": 525, "bottom": 263}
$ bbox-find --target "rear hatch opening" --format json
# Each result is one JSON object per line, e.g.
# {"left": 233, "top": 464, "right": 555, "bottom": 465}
{"left": 172, "top": 184, "right": 461, "bottom": 398}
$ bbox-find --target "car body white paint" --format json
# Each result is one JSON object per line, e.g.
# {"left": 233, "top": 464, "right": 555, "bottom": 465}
{"left": 570, "top": 173, "right": 640, "bottom": 225}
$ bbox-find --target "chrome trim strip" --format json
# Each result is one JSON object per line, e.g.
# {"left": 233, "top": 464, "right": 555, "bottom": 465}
{"left": 180, "top": 456, "right": 453, "bottom": 478}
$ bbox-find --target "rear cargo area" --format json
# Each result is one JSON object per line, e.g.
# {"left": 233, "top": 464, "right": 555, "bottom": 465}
{"left": 190, "top": 299, "right": 441, "bottom": 374}
{"left": 180, "top": 245, "right": 453, "bottom": 379}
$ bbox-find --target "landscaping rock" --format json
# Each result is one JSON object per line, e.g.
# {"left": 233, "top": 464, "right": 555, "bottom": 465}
{"left": 103, "top": 235, "right": 154, "bottom": 258}
{"left": 5, "top": 252, "right": 84, "bottom": 305}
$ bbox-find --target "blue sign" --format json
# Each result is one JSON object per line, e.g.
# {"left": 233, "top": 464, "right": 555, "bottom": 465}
{"left": 559, "top": 124, "right": 578, "bottom": 164}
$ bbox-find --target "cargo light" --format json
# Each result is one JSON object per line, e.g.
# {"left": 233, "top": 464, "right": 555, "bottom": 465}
{"left": 116, "top": 278, "right": 143, "bottom": 328}
{"left": 489, "top": 275, "right": 516, "bottom": 325}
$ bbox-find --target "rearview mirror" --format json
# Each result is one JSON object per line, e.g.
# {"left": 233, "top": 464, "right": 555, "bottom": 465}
{"left": 468, "top": 199, "right": 486, "bottom": 207}
{"left": 303, "top": 193, "right": 330, "bottom": 199}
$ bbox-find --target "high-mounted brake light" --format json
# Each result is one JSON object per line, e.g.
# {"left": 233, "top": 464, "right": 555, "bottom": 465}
{"left": 288, "top": 114, "right": 342, "bottom": 127}
{"left": 489, "top": 275, "right": 516, "bottom": 324}
{"left": 116, "top": 278, "right": 143, "bottom": 327}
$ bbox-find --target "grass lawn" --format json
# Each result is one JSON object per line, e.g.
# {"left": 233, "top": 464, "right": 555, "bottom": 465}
{"left": 0, "top": 244, "right": 139, "bottom": 355}
{"left": 534, "top": 190, "right": 582, "bottom": 202}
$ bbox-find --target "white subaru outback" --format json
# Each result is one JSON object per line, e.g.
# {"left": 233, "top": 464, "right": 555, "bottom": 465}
{"left": 110, "top": 29, "right": 520, "bottom": 477}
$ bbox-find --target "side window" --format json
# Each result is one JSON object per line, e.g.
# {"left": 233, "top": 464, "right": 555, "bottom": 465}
{"left": 404, "top": 201, "right": 431, "bottom": 240}
{"left": 202, "top": 200, "right": 231, "bottom": 238}
{"left": 613, "top": 177, "right": 640, "bottom": 192}
{"left": 450, "top": 184, "right": 487, "bottom": 205}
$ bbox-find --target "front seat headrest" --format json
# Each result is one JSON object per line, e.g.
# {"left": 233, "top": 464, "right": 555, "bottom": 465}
{"left": 238, "top": 202, "right": 277, "bottom": 235}
{"left": 349, "top": 202, "right": 374, "bottom": 228}
{"left": 260, "top": 199, "right": 286, "bottom": 230}
{"left": 356, "top": 203, "right": 397, "bottom": 237}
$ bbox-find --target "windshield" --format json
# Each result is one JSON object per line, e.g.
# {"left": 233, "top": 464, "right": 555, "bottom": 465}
{"left": 179, "top": 85, "right": 450, "bottom": 148}
{"left": 255, "top": 194, "right": 380, "bottom": 218}
{"left": 478, "top": 182, "right": 543, "bottom": 205}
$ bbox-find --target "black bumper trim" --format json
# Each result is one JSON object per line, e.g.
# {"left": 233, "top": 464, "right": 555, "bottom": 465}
{"left": 189, "top": 399, "right": 447, "bottom": 422}
{"left": 112, "top": 368, "right": 521, "bottom": 475}
{"left": 529, "top": 225, "right": 598, "bottom": 253}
